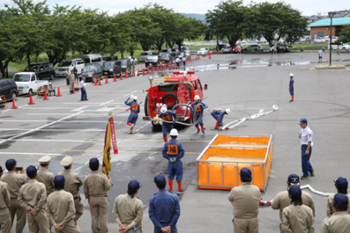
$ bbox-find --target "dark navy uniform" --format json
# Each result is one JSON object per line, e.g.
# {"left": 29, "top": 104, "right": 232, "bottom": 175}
{"left": 125, "top": 97, "right": 140, "bottom": 127}
{"left": 191, "top": 100, "right": 208, "bottom": 133}
{"left": 211, "top": 109, "right": 226, "bottom": 129}
{"left": 289, "top": 76, "right": 294, "bottom": 102}
{"left": 158, "top": 111, "right": 177, "bottom": 142}
{"left": 149, "top": 189, "right": 180, "bottom": 233}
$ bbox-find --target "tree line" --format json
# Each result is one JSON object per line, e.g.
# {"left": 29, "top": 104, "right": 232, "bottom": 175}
{"left": 0, "top": 0, "right": 204, "bottom": 77}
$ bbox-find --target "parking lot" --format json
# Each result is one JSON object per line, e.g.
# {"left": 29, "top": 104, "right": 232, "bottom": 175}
{"left": 1, "top": 52, "right": 350, "bottom": 232}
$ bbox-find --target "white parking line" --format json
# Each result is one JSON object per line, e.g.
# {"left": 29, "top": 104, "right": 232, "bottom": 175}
{"left": 99, "top": 100, "right": 114, "bottom": 106}
{"left": 133, "top": 122, "right": 151, "bottom": 133}
{"left": 0, "top": 111, "right": 84, "bottom": 146}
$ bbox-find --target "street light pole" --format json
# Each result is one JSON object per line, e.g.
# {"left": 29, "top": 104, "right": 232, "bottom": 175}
{"left": 328, "top": 11, "right": 336, "bottom": 66}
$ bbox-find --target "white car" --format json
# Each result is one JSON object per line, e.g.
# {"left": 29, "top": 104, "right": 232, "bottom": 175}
{"left": 197, "top": 48, "right": 209, "bottom": 55}
{"left": 139, "top": 51, "right": 152, "bottom": 62}
{"left": 221, "top": 46, "right": 232, "bottom": 53}
{"left": 55, "top": 58, "right": 84, "bottom": 78}
{"left": 183, "top": 41, "right": 194, "bottom": 46}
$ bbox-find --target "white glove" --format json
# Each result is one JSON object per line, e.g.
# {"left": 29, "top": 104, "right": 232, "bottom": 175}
{"left": 170, "top": 158, "right": 176, "bottom": 163}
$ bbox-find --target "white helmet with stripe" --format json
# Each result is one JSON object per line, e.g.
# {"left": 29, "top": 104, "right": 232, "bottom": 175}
{"left": 225, "top": 108, "right": 231, "bottom": 114}
{"left": 133, "top": 96, "right": 138, "bottom": 100}
{"left": 194, "top": 95, "right": 200, "bottom": 101}
{"left": 160, "top": 107, "right": 167, "bottom": 113}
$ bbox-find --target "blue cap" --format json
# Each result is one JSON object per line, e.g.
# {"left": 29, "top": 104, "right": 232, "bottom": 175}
{"left": 240, "top": 168, "right": 252, "bottom": 178}
{"left": 154, "top": 174, "right": 166, "bottom": 187}
{"left": 128, "top": 180, "right": 141, "bottom": 192}
{"left": 0, "top": 166, "right": 4, "bottom": 173}
{"left": 5, "top": 159, "right": 16, "bottom": 170}
{"left": 288, "top": 185, "right": 302, "bottom": 199}
{"left": 54, "top": 175, "right": 65, "bottom": 186}
{"left": 299, "top": 118, "right": 308, "bottom": 124}
{"left": 334, "top": 177, "right": 348, "bottom": 190}
{"left": 288, "top": 174, "right": 300, "bottom": 185}
{"left": 26, "top": 165, "right": 38, "bottom": 178}
{"left": 89, "top": 158, "right": 99, "bottom": 167}
{"left": 334, "top": 193, "right": 348, "bottom": 210}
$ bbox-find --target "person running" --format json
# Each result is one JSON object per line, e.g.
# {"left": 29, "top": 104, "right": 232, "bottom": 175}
{"left": 124, "top": 95, "right": 140, "bottom": 134}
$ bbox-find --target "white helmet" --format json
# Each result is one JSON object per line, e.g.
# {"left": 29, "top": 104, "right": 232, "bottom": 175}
{"left": 290, "top": 73, "right": 294, "bottom": 77}
{"left": 133, "top": 96, "right": 138, "bottom": 100}
{"left": 225, "top": 108, "right": 231, "bottom": 114}
{"left": 160, "top": 107, "right": 167, "bottom": 113}
{"left": 170, "top": 129, "right": 178, "bottom": 136}
{"left": 194, "top": 95, "right": 200, "bottom": 101}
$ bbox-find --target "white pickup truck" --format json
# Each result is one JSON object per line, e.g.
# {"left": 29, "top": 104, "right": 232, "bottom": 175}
{"left": 328, "top": 42, "right": 350, "bottom": 51}
{"left": 13, "top": 72, "right": 49, "bottom": 95}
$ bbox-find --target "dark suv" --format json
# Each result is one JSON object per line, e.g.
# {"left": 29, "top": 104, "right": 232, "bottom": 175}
{"left": 23, "top": 63, "right": 55, "bottom": 80}
{"left": 80, "top": 64, "right": 103, "bottom": 82}
{"left": 102, "top": 61, "right": 122, "bottom": 77}
{"left": 0, "top": 79, "right": 18, "bottom": 103}
{"left": 103, "top": 56, "right": 119, "bottom": 62}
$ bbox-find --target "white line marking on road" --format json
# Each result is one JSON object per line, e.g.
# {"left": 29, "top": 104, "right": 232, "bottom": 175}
{"left": 0, "top": 152, "right": 62, "bottom": 156}
{"left": 25, "top": 113, "right": 130, "bottom": 116}
{"left": 7, "top": 139, "right": 100, "bottom": 143}
{"left": 99, "top": 100, "right": 114, "bottom": 106}
{"left": 0, "top": 120, "right": 119, "bottom": 123}
{"left": 133, "top": 122, "right": 151, "bottom": 133}
{"left": 0, "top": 128, "right": 107, "bottom": 132}
{"left": 0, "top": 111, "right": 84, "bottom": 146}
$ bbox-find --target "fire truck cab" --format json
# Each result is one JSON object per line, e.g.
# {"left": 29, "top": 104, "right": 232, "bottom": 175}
{"left": 143, "top": 71, "right": 207, "bottom": 125}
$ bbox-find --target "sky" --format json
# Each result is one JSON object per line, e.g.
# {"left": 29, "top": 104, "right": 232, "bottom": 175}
{"left": 0, "top": 0, "right": 348, "bottom": 16}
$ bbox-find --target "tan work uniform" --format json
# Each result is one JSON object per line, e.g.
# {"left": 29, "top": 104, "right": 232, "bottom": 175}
{"left": 18, "top": 179, "right": 50, "bottom": 233}
{"left": 59, "top": 169, "right": 84, "bottom": 222}
{"left": 0, "top": 181, "right": 11, "bottom": 233}
{"left": 228, "top": 182, "right": 261, "bottom": 233}
{"left": 326, "top": 194, "right": 350, "bottom": 217}
{"left": 1, "top": 171, "right": 28, "bottom": 233}
{"left": 321, "top": 211, "right": 350, "bottom": 233}
{"left": 69, "top": 74, "right": 75, "bottom": 92}
{"left": 37, "top": 167, "right": 55, "bottom": 196}
{"left": 282, "top": 204, "right": 314, "bottom": 233}
{"left": 47, "top": 190, "right": 80, "bottom": 233}
{"left": 271, "top": 190, "right": 315, "bottom": 226}
{"left": 84, "top": 171, "right": 113, "bottom": 233}
{"left": 112, "top": 194, "right": 143, "bottom": 233}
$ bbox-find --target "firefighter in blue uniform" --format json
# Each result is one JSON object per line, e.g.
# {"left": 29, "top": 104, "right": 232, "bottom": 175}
{"left": 162, "top": 129, "right": 185, "bottom": 194}
{"left": 191, "top": 95, "right": 208, "bottom": 134}
{"left": 289, "top": 73, "right": 294, "bottom": 102}
{"left": 158, "top": 106, "right": 177, "bottom": 142}
{"left": 149, "top": 174, "right": 180, "bottom": 233}
{"left": 124, "top": 95, "right": 140, "bottom": 133}
{"left": 211, "top": 108, "right": 231, "bottom": 129}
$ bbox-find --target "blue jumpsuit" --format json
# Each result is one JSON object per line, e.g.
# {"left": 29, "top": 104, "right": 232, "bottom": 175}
{"left": 125, "top": 98, "right": 140, "bottom": 125}
{"left": 158, "top": 111, "right": 177, "bottom": 137}
{"left": 149, "top": 189, "right": 180, "bottom": 233}
{"left": 211, "top": 109, "right": 226, "bottom": 127}
{"left": 289, "top": 78, "right": 294, "bottom": 96}
{"left": 191, "top": 101, "right": 208, "bottom": 127}
{"left": 162, "top": 139, "right": 185, "bottom": 182}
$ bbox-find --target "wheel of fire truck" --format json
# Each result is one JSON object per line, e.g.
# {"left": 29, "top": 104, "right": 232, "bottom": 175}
{"left": 162, "top": 93, "right": 177, "bottom": 109}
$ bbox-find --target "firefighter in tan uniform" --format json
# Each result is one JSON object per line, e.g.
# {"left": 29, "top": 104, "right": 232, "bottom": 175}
{"left": 282, "top": 185, "right": 314, "bottom": 233}
{"left": 271, "top": 174, "right": 315, "bottom": 232}
{"left": 47, "top": 175, "right": 80, "bottom": 233}
{"left": 84, "top": 158, "right": 113, "bottom": 233}
{"left": 326, "top": 177, "right": 350, "bottom": 217}
{"left": 18, "top": 165, "right": 50, "bottom": 233}
{"left": 322, "top": 193, "right": 350, "bottom": 233}
{"left": 1, "top": 159, "right": 28, "bottom": 233}
{"left": 228, "top": 168, "right": 261, "bottom": 233}
{"left": 37, "top": 156, "right": 55, "bottom": 196}
{"left": 0, "top": 166, "right": 11, "bottom": 233}
{"left": 59, "top": 156, "right": 84, "bottom": 223}
{"left": 112, "top": 180, "right": 143, "bottom": 233}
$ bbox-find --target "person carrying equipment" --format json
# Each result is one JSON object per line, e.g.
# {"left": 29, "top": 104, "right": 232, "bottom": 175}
{"left": 158, "top": 106, "right": 177, "bottom": 142}
{"left": 162, "top": 129, "right": 185, "bottom": 194}
{"left": 211, "top": 108, "right": 231, "bottom": 129}
{"left": 191, "top": 95, "right": 208, "bottom": 134}
{"left": 125, "top": 95, "right": 140, "bottom": 134}
{"left": 289, "top": 73, "right": 294, "bottom": 102}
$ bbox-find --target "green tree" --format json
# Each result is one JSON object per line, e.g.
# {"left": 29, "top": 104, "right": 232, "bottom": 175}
{"left": 337, "top": 25, "right": 350, "bottom": 43}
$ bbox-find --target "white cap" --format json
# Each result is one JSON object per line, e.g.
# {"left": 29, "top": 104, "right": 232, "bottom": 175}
{"left": 61, "top": 156, "right": 73, "bottom": 167}
{"left": 39, "top": 156, "right": 51, "bottom": 163}
{"left": 133, "top": 96, "right": 138, "bottom": 100}
{"left": 225, "top": 108, "right": 231, "bottom": 114}
{"left": 170, "top": 129, "right": 178, "bottom": 136}
{"left": 160, "top": 107, "right": 167, "bottom": 113}
{"left": 290, "top": 73, "right": 294, "bottom": 76}
{"left": 194, "top": 95, "right": 200, "bottom": 100}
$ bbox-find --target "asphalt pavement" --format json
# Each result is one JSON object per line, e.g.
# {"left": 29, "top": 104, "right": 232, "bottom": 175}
{"left": 1, "top": 52, "right": 350, "bottom": 232}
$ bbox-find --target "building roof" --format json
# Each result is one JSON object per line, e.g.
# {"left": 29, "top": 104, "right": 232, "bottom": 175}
{"left": 308, "top": 17, "right": 350, "bottom": 27}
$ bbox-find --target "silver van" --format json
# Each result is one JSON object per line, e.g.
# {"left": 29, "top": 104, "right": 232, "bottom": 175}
{"left": 139, "top": 51, "right": 152, "bottom": 62}
{"left": 79, "top": 54, "right": 104, "bottom": 66}
{"left": 55, "top": 58, "right": 85, "bottom": 77}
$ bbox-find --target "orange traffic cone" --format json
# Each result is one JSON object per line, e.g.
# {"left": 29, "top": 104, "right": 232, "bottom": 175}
{"left": 125, "top": 72, "right": 128, "bottom": 78}
{"left": 157, "top": 65, "right": 159, "bottom": 71}
{"left": 142, "top": 69, "right": 145, "bottom": 76}
{"left": 113, "top": 74, "right": 117, "bottom": 82}
{"left": 28, "top": 93, "right": 35, "bottom": 105}
{"left": 163, "top": 64, "right": 166, "bottom": 70}
{"left": 43, "top": 90, "right": 49, "bottom": 100}
{"left": 120, "top": 73, "right": 123, "bottom": 80}
{"left": 98, "top": 78, "right": 102, "bottom": 85}
{"left": 94, "top": 78, "right": 98, "bottom": 86}
{"left": 147, "top": 67, "right": 150, "bottom": 74}
{"left": 57, "top": 87, "right": 62, "bottom": 97}
{"left": 131, "top": 71, "right": 134, "bottom": 77}
{"left": 137, "top": 71, "right": 140, "bottom": 76}
{"left": 209, "top": 54, "right": 211, "bottom": 59}
{"left": 152, "top": 66, "right": 154, "bottom": 72}
{"left": 160, "top": 65, "right": 162, "bottom": 70}
{"left": 105, "top": 76, "right": 109, "bottom": 84}
{"left": 11, "top": 97, "right": 18, "bottom": 109}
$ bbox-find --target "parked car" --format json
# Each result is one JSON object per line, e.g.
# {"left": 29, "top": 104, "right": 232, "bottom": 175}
{"left": 161, "top": 48, "right": 172, "bottom": 53}
{"left": 159, "top": 53, "right": 174, "bottom": 64}
{"left": 197, "top": 48, "right": 209, "bottom": 55}
{"left": 243, "top": 44, "right": 264, "bottom": 52}
{"left": 23, "top": 63, "right": 55, "bottom": 80}
{"left": 149, "top": 45, "right": 158, "bottom": 50}
{"left": 124, "top": 56, "right": 138, "bottom": 65}
{"left": 55, "top": 59, "right": 85, "bottom": 78}
{"left": 181, "top": 47, "right": 190, "bottom": 51}
{"left": 145, "top": 55, "right": 159, "bottom": 67}
{"left": 80, "top": 64, "right": 102, "bottom": 82}
{"left": 270, "top": 44, "right": 292, "bottom": 52}
{"left": 79, "top": 54, "right": 104, "bottom": 66}
{"left": 314, "top": 37, "right": 326, "bottom": 43}
{"left": 232, "top": 44, "right": 243, "bottom": 53}
{"left": 183, "top": 41, "right": 194, "bottom": 45}
{"left": 139, "top": 51, "right": 152, "bottom": 62}
{"left": 13, "top": 72, "right": 48, "bottom": 95}
{"left": 103, "top": 56, "right": 118, "bottom": 62}
{"left": 171, "top": 48, "right": 179, "bottom": 53}
{"left": 221, "top": 46, "right": 232, "bottom": 53}
{"left": 184, "top": 50, "right": 191, "bottom": 58}
{"left": 102, "top": 61, "right": 122, "bottom": 77}
{"left": 0, "top": 78, "right": 18, "bottom": 101}
{"left": 170, "top": 51, "right": 180, "bottom": 59}
{"left": 118, "top": 58, "right": 132, "bottom": 74}
{"left": 328, "top": 42, "right": 350, "bottom": 51}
